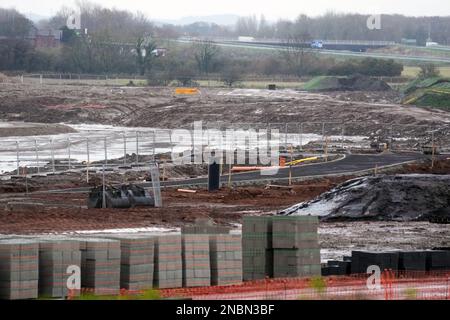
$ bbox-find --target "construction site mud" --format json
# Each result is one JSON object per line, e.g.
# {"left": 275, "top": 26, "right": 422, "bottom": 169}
{"left": 1, "top": 84, "right": 449, "bottom": 140}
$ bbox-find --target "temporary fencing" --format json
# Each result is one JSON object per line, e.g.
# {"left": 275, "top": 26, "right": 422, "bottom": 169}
{"left": 159, "top": 270, "right": 450, "bottom": 300}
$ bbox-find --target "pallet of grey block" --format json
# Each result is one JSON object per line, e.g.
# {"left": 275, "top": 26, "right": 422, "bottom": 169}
{"left": 272, "top": 216, "right": 321, "bottom": 278}
{"left": 0, "top": 239, "right": 39, "bottom": 300}
{"left": 322, "top": 260, "right": 351, "bottom": 276}
{"left": 78, "top": 238, "right": 121, "bottom": 296}
{"left": 210, "top": 234, "right": 242, "bottom": 286}
{"left": 398, "top": 251, "right": 428, "bottom": 271}
{"left": 153, "top": 235, "right": 183, "bottom": 289}
{"left": 181, "top": 218, "right": 231, "bottom": 235}
{"left": 181, "top": 225, "right": 231, "bottom": 235}
{"left": 242, "top": 216, "right": 273, "bottom": 281}
{"left": 95, "top": 234, "right": 155, "bottom": 291}
{"left": 182, "top": 235, "right": 211, "bottom": 287}
{"left": 273, "top": 249, "right": 321, "bottom": 278}
{"left": 38, "top": 239, "right": 81, "bottom": 298}
{"left": 351, "top": 251, "right": 400, "bottom": 274}
{"left": 272, "top": 216, "right": 319, "bottom": 249}
{"left": 426, "top": 250, "right": 450, "bottom": 271}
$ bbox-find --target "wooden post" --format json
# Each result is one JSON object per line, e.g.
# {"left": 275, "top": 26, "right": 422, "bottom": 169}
{"left": 288, "top": 145, "right": 293, "bottom": 186}
{"left": 431, "top": 131, "right": 436, "bottom": 170}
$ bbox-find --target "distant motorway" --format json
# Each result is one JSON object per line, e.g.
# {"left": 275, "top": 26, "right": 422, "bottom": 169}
{"left": 177, "top": 39, "right": 450, "bottom": 64}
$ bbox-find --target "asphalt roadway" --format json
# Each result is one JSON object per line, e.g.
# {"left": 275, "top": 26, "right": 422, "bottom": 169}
{"left": 39, "top": 152, "right": 429, "bottom": 194}
{"left": 158, "top": 152, "right": 428, "bottom": 188}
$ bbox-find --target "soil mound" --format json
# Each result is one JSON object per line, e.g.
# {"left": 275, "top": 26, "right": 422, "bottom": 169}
{"left": 279, "top": 174, "right": 450, "bottom": 222}
{"left": 402, "top": 77, "right": 450, "bottom": 110}
{"left": 304, "top": 75, "right": 391, "bottom": 92}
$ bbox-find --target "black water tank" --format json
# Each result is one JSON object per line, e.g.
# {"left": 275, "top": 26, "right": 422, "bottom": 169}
{"left": 208, "top": 161, "right": 221, "bottom": 192}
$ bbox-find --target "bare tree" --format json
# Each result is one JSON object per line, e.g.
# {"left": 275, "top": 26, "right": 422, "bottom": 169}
{"left": 280, "top": 31, "right": 314, "bottom": 77}
{"left": 221, "top": 66, "right": 243, "bottom": 88}
{"left": 193, "top": 40, "right": 219, "bottom": 75}
{"left": 129, "top": 13, "right": 156, "bottom": 76}
{"left": 418, "top": 63, "right": 440, "bottom": 79}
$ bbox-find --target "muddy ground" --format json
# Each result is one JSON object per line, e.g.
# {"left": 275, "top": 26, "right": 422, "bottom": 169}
{"left": 0, "top": 83, "right": 449, "bottom": 259}
{"left": 1, "top": 84, "right": 449, "bottom": 141}
{"left": 0, "top": 122, "right": 76, "bottom": 137}
{"left": 0, "top": 157, "right": 448, "bottom": 260}
{"left": 0, "top": 175, "right": 354, "bottom": 234}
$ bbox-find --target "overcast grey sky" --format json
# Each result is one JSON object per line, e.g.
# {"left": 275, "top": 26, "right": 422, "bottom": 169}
{"left": 3, "top": 0, "right": 450, "bottom": 20}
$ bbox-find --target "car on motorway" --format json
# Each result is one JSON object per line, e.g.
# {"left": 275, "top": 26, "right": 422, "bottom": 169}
{"left": 311, "top": 40, "right": 324, "bottom": 49}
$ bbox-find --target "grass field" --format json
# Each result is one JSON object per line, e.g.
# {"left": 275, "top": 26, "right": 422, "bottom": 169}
{"left": 402, "top": 66, "right": 450, "bottom": 78}
{"left": 196, "top": 80, "right": 305, "bottom": 89}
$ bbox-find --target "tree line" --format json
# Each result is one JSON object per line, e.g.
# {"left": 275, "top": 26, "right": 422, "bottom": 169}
{"left": 0, "top": 4, "right": 410, "bottom": 81}
{"left": 233, "top": 13, "right": 450, "bottom": 46}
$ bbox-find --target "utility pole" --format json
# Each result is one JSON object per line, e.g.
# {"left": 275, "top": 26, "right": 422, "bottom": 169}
{"left": 34, "top": 140, "right": 40, "bottom": 174}
{"left": 431, "top": 131, "right": 436, "bottom": 170}
{"left": 50, "top": 139, "right": 55, "bottom": 174}
{"left": 86, "top": 138, "right": 90, "bottom": 183}
{"left": 25, "top": 166, "right": 29, "bottom": 196}
{"left": 135, "top": 131, "right": 139, "bottom": 166}
{"left": 123, "top": 132, "right": 127, "bottom": 166}
{"left": 104, "top": 137, "right": 108, "bottom": 167}
{"left": 15, "top": 141, "right": 20, "bottom": 175}
{"left": 67, "top": 138, "right": 71, "bottom": 170}
{"left": 288, "top": 145, "right": 293, "bottom": 186}
{"left": 102, "top": 164, "right": 106, "bottom": 209}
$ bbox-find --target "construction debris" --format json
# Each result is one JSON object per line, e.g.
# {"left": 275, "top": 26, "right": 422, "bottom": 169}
{"left": 88, "top": 184, "right": 154, "bottom": 209}
{"left": 177, "top": 189, "right": 197, "bottom": 194}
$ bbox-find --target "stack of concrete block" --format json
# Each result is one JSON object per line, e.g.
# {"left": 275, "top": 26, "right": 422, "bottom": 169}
{"left": 182, "top": 235, "right": 211, "bottom": 287}
{"left": 182, "top": 218, "right": 230, "bottom": 235}
{"left": 79, "top": 238, "right": 121, "bottom": 296}
{"left": 398, "top": 251, "right": 428, "bottom": 271}
{"left": 209, "top": 234, "right": 242, "bottom": 286}
{"left": 99, "top": 235, "right": 155, "bottom": 291}
{"left": 322, "top": 260, "right": 351, "bottom": 276}
{"left": 153, "top": 235, "right": 183, "bottom": 289}
{"left": 426, "top": 250, "right": 450, "bottom": 271}
{"left": 0, "top": 239, "right": 39, "bottom": 300}
{"left": 272, "top": 216, "right": 321, "bottom": 278}
{"left": 38, "top": 239, "right": 81, "bottom": 298}
{"left": 242, "top": 216, "right": 273, "bottom": 281}
{"left": 351, "top": 251, "right": 400, "bottom": 274}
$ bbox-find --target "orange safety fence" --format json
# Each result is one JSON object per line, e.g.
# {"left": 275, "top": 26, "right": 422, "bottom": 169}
{"left": 63, "top": 270, "right": 450, "bottom": 300}
{"left": 159, "top": 270, "right": 450, "bottom": 300}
